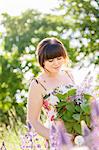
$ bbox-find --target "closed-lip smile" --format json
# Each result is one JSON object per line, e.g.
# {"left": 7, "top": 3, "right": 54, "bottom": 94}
{"left": 53, "top": 66, "right": 60, "bottom": 69}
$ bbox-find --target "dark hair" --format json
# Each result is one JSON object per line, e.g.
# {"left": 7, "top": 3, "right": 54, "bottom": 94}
{"left": 36, "top": 37, "right": 68, "bottom": 68}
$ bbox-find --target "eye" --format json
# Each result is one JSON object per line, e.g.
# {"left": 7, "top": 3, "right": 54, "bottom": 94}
{"left": 57, "top": 57, "right": 63, "bottom": 60}
{"left": 48, "top": 59, "right": 53, "bottom": 62}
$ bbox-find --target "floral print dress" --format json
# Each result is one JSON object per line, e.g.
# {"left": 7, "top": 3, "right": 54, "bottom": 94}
{"left": 32, "top": 87, "right": 59, "bottom": 150}
{"left": 31, "top": 71, "right": 75, "bottom": 150}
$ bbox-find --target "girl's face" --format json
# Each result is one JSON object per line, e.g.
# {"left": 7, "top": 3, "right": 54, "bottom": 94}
{"left": 43, "top": 56, "right": 65, "bottom": 74}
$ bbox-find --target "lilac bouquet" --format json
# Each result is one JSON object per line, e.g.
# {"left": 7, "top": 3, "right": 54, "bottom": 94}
{"left": 54, "top": 71, "right": 94, "bottom": 136}
{"left": 49, "top": 71, "right": 99, "bottom": 150}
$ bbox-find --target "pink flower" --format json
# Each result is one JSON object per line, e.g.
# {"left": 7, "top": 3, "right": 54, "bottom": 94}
{"left": 51, "top": 115, "right": 54, "bottom": 121}
{"left": 43, "top": 100, "right": 51, "bottom": 110}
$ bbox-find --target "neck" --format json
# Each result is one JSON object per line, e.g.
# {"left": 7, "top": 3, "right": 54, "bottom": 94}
{"left": 43, "top": 70, "right": 60, "bottom": 79}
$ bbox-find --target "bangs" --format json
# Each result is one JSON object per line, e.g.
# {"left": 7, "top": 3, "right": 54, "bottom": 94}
{"left": 43, "top": 44, "right": 66, "bottom": 60}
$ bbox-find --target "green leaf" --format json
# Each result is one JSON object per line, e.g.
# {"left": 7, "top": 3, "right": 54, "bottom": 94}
{"left": 56, "top": 88, "right": 76, "bottom": 100}
{"left": 66, "top": 102, "right": 75, "bottom": 113}
{"left": 62, "top": 111, "right": 73, "bottom": 122}
{"left": 57, "top": 101, "right": 67, "bottom": 107}
{"left": 72, "top": 114, "right": 80, "bottom": 121}
{"left": 75, "top": 105, "right": 81, "bottom": 112}
{"left": 83, "top": 94, "right": 92, "bottom": 101}
{"left": 67, "top": 88, "right": 76, "bottom": 96}
{"left": 56, "top": 93, "right": 68, "bottom": 100}
{"left": 80, "top": 103, "right": 90, "bottom": 114}
{"left": 3, "top": 102, "right": 12, "bottom": 112}
{"left": 85, "top": 115, "right": 91, "bottom": 126}
{"left": 74, "top": 123, "right": 81, "bottom": 134}
{"left": 64, "top": 122, "right": 75, "bottom": 133}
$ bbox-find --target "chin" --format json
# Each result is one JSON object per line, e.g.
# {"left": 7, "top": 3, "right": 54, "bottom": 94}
{"left": 53, "top": 69, "right": 60, "bottom": 73}
{"left": 55, "top": 68, "right": 61, "bottom": 71}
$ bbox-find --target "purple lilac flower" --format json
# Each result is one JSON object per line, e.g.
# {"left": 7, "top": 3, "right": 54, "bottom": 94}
{"left": 92, "top": 100, "right": 99, "bottom": 117}
{"left": 57, "top": 124, "right": 73, "bottom": 150}
{"left": 50, "top": 124, "right": 58, "bottom": 149}
{"left": 81, "top": 120, "right": 90, "bottom": 137}
{"left": 83, "top": 126, "right": 99, "bottom": 150}
{"left": 82, "top": 71, "right": 91, "bottom": 86}
{"left": 27, "top": 122, "right": 32, "bottom": 131}
{"left": 20, "top": 123, "right": 33, "bottom": 150}
{"left": 81, "top": 99, "right": 99, "bottom": 149}
{"left": 81, "top": 71, "right": 94, "bottom": 95}
{"left": 20, "top": 133, "right": 33, "bottom": 149}
{"left": 37, "top": 144, "right": 41, "bottom": 148}
{"left": 50, "top": 123, "right": 73, "bottom": 150}
{"left": 86, "top": 100, "right": 99, "bottom": 149}
{"left": 90, "top": 127, "right": 99, "bottom": 150}
{"left": 91, "top": 100, "right": 99, "bottom": 127}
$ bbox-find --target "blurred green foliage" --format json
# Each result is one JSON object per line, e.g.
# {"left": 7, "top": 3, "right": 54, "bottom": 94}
{"left": 0, "top": 0, "right": 98, "bottom": 129}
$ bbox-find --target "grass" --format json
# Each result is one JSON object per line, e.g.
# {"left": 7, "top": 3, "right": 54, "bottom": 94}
{"left": 0, "top": 124, "right": 27, "bottom": 150}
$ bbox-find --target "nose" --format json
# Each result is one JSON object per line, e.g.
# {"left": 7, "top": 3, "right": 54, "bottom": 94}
{"left": 53, "top": 58, "right": 59, "bottom": 66}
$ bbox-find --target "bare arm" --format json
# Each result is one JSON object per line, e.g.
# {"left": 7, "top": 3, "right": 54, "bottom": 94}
{"left": 27, "top": 80, "right": 50, "bottom": 140}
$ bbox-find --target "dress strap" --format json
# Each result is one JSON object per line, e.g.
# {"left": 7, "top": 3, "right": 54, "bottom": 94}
{"left": 30, "top": 76, "right": 47, "bottom": 91}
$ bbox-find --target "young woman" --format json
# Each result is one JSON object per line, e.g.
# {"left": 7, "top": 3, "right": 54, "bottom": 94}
{"left": 27, "top": 37, "right": 75, "bottom": 149}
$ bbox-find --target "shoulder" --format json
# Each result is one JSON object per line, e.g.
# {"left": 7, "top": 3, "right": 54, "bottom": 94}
{"left": 29, "top": 79, "right": 40, "bottom": 94}
{"left": 29, "top": 74, "right": 46, "bottom": 95}
{"left": 29, "top": 78, "right": 39, "bottom": 88}
{"left": 29, "top": 73, "right": 42, "bottom": 87}
{"left": 28, "top": 78, "right": 43, "bottom": 107}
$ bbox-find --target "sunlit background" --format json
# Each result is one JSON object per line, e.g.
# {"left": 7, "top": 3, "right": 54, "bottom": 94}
{"left": 0, "top": 0, "right": 98, "bottom": 84}
{"left": 0, "top": 1, "right": 98, "bottom": 149}
{"left": 0, "top": 0, "right": 58, "bottom": 15}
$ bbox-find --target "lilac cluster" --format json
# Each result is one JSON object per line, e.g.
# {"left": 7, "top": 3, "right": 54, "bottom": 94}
{"left": 20, "top": 122, "right": 35, "bottom": 150}
{"left": 90, "top": 100, "right": 99, "bottom": 150}
{"left": 50, "top": 124, "right": 58, "bottom": 150}
{"left": 73, "top": 71, "right": 94, "bottom": 105}
{"left": 50, "top": 123, "right": 73, "bottom": 150}
{"left": 81, "top": 100, "right": 99, "bottom": 150}
{"left": 79, "top": 71, "right": 94, "bottom": 96}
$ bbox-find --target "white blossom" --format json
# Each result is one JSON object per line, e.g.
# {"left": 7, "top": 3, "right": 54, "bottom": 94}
{"left": 49, "top": 94, "right": 59, "bottom": 105}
